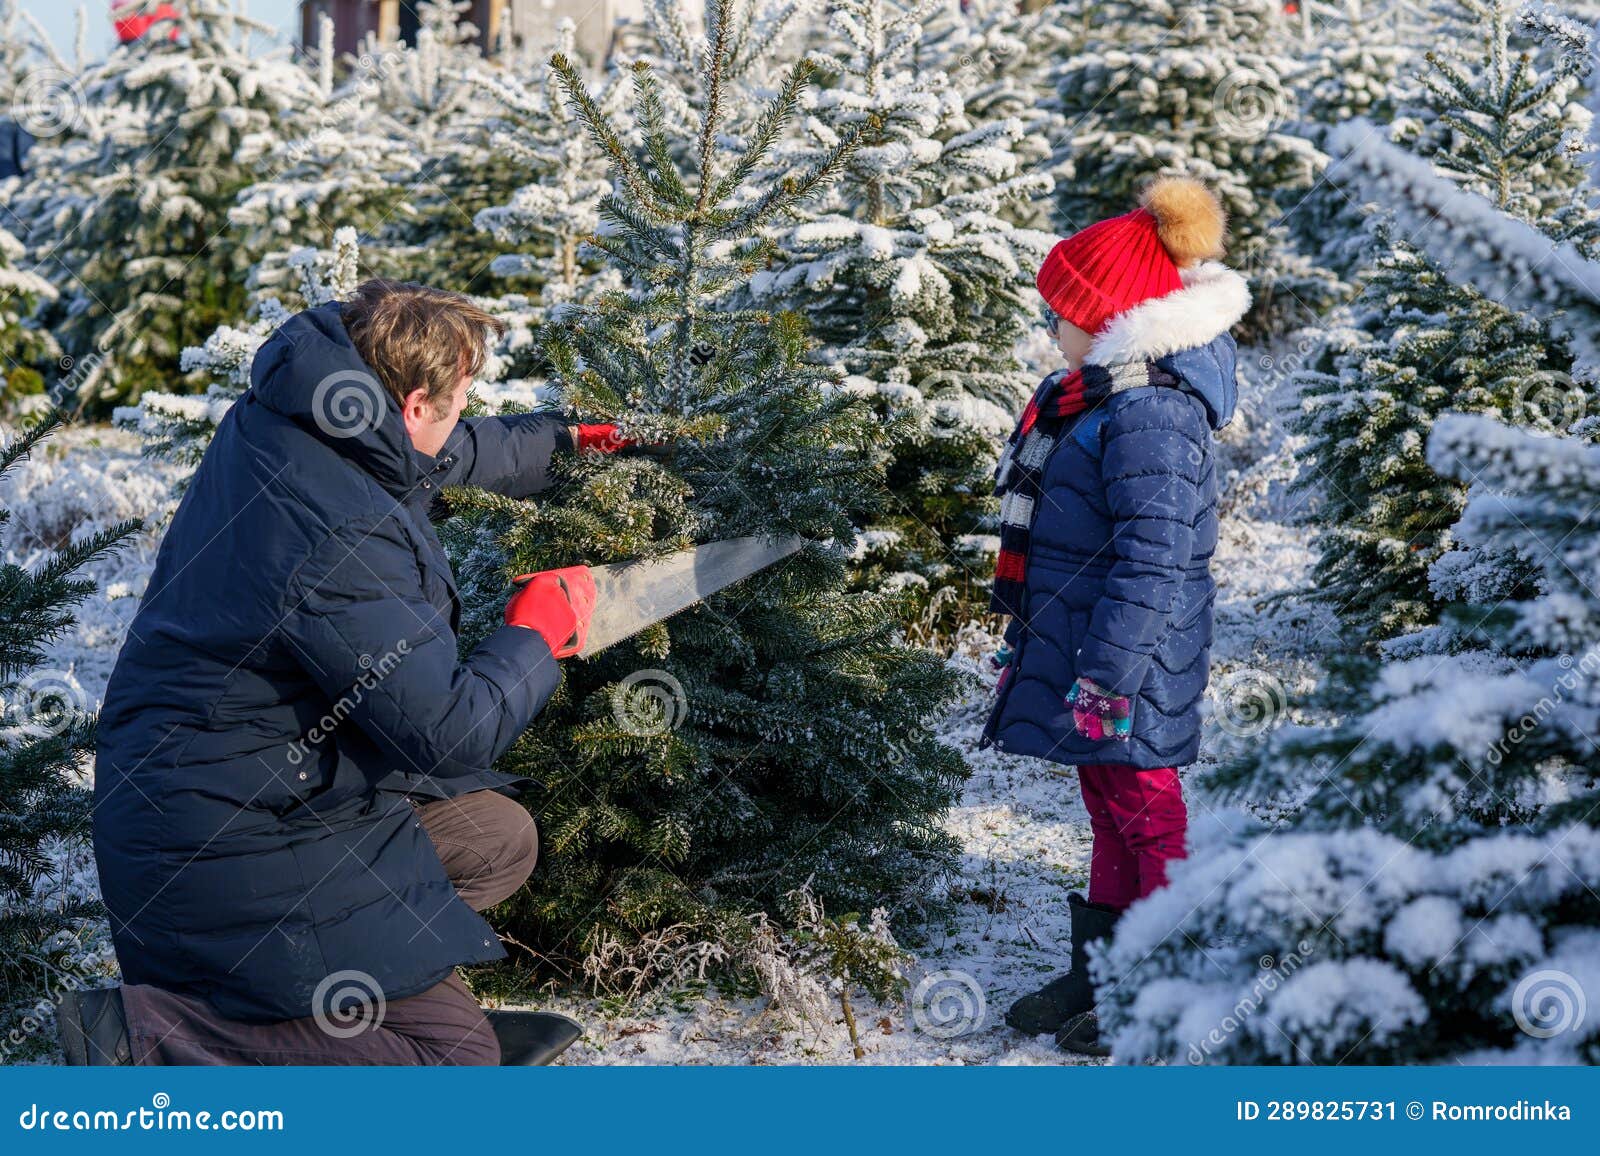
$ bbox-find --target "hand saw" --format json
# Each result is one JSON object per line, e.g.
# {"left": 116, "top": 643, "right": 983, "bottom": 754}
{"left": 544, "top": 534, "right": 806, "bottom": 658}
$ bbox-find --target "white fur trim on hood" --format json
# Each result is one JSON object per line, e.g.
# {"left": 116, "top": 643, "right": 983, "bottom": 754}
{"left": 1085, "top": 261, "right": 1251, "bottom": 366}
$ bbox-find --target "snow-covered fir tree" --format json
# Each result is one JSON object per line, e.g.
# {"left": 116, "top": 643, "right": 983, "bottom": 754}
{"left": 115, "top": 228, "right": 364, "bottom": 472}
{"left": 470, "top": 17, "right": 623, "bottom": 374}
{"left": 751, "top": 0, "right": 1054, "bottom": 625}
{"left": 0, "top": 412, "right": 137, "bottom": 1025}
{"left": 1391, "top": 0, "right": 1600, "bottom": 254}
{"left": 1290, "top": 221, "right": 1572, "bottom": 639}
{"left": 228, "top": 12, "right": 429, "bottom": 279}
{"left": 1100, "top": 414, "right": 1600, "bottom": 1064}
{"left": 1287, "top": 0, "right": 1421, "bottom": 278}
{"left": 15, "top": 0, "right": 318, "bottom": 408}
{"left": 916, "top": 0, "right": 1078, "bottom": 232}
{"left": 439, "top": 5, "right": 968, "bottom": 980}
{"left": 0, "top": 224, "right": 58, "bottom": 413}
{"left": 1051, "top": 0, "right": 1334, "bottom": 333}
{"left": 1293, "top": 2, "right": 1599, "bottom": 640}
{"left": 371, "top": 2, "right": 549, "bottom": 294}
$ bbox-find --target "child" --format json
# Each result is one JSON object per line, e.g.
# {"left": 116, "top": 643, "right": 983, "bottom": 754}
{"left": 983, "top": 178, "right": 1249, "bottom": 1054}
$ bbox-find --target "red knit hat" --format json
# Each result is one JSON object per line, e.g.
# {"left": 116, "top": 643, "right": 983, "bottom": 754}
{"left": 1037, "top": 178, "right": 1228, "bottom": 335}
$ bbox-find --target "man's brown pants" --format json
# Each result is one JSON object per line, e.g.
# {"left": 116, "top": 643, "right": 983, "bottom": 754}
{"left": 119, "top": 791, "right": 538, "bottom": 1066}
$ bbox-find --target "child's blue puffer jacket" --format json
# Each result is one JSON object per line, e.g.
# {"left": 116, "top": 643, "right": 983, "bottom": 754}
{"left": 983, "top": 262, "right": 1250, "bottom": 769}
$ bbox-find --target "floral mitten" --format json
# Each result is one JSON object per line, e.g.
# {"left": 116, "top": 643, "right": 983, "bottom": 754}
{"left": 1066, "top": 677, "right": 1131, "bottom": 741}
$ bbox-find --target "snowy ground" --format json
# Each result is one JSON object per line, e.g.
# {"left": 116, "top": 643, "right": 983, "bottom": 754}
{"left": 5, "top": 364, "right": 1323, "bottom": 1062}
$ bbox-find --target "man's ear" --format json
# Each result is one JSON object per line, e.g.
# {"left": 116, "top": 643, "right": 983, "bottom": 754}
{"left": 399, "top": 386, "right": 432, "bottom": 438}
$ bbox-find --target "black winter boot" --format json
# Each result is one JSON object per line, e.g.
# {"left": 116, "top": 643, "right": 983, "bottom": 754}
{"left": 58, "top": 987, "right": 133, "bottom": 1066}
{"left": 486, "top": 1010, "right": 583, "bottom": 1066}
{"left": 1005, "top": 893, "right": 1121, "bottom": 1037}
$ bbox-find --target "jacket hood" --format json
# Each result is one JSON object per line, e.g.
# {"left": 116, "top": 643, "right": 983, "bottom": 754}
{"left": 1085, "top": 260, "right": 1249, "bottom": 430}
{"left": 249, "top": 302, "right": 422, "bottom": 499}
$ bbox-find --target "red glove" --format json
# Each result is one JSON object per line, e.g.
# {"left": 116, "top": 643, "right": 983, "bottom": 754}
{"left": 504, "top": 565, "right": 596, "bottom": 658}
{"left": 571, "top": 423, "right": 636, "bottom": 453}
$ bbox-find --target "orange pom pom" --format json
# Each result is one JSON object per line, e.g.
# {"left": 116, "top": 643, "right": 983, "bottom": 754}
{"left": 1139, "top": 178, "right": 1227, "bottom": 267}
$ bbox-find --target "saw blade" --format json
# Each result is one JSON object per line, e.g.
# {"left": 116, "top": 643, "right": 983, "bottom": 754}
{"left": 579, "top": 534, "right": 806, "bottom": 657}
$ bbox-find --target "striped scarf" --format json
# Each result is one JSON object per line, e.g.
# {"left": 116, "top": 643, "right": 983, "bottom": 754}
{"left": 991, "top": 361, "right": 1180, "bottom": 619}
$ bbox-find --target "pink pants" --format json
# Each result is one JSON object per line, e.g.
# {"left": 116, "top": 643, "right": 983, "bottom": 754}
{"left": 1078, "top": 763, "right": 1188, "bottom": 911}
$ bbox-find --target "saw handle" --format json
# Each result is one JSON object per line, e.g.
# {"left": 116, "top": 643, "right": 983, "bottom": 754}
{"left": 506, "top": 565, "right": 596, "bottom": 659}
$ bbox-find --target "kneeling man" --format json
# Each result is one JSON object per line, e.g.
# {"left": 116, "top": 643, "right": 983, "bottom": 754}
{"left": 73, "top": 280, "right": 621, "bottom": 1065}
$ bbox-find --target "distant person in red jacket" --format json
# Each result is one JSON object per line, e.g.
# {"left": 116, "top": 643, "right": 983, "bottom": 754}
{"left": 111, "top": 0, "right": 182, "bottom": 43}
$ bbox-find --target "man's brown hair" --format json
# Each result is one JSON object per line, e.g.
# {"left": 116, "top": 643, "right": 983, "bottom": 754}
{"left": 340, "top": 279, "right": 506, "bottom": 415}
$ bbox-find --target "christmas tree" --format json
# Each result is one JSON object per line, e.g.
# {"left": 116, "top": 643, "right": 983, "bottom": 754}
{"left": 471, "top": 16, "right": 623, "bottom": 376}
{"left": 1051, "top": 0, "right": 1334, "bottom": 334}
{"left": 1290, "top": 221, "right": 1570, "bottom": 639}
{"left": 1287, "top": 0, "right": 1420, "bottom": 279}
{"left": 0, "top": 223, "right": 57, "bottom": 413}
{"left": 443, "top": 1, "right": 969, "bottom": 980}
{"left": 368, "top": 2, "right": 547, "bottom": 295}
{"left": 115, "top": 228, "right": 364, "bottom": 473}
{"left": 1292, "top": 2, "right": 1598, "bottom": 640}
{"left": 1391, "top": 0, "right": 1600, "bottom": 254}
{"left": 1099, "top": 414, "right": 1600, "bottom": 1064}
{"left": 228, "top": 11, "right": 430, "bottom": 281}
{"left": 14, "top": 0, "right": 317, "bottom": 408}
{"left": 750, "top": 0, "right": 1054, "bottom": 631}
{"left": 0, "top": 412, "right": 138, "bottom": 1020}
